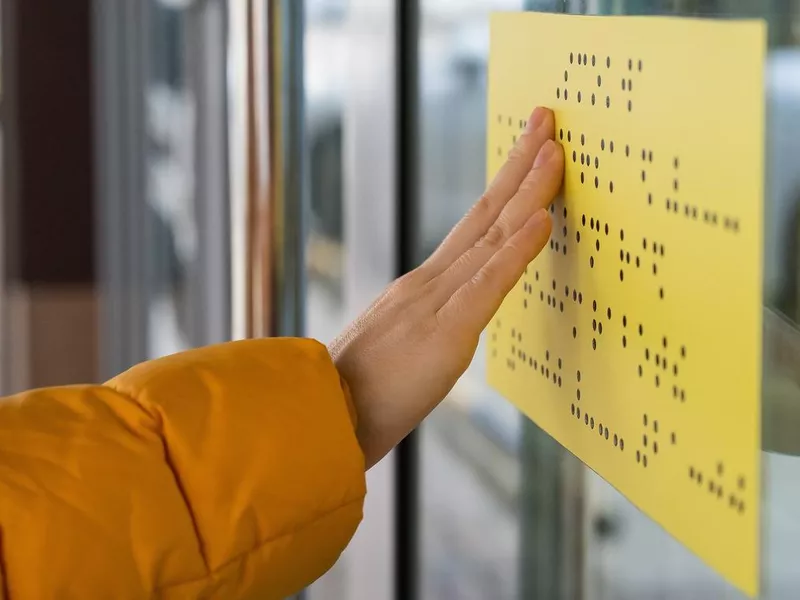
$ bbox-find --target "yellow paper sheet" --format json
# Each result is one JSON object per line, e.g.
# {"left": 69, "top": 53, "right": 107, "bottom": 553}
{"left": 486, "top": 13, "right": 764, "bottom": 596}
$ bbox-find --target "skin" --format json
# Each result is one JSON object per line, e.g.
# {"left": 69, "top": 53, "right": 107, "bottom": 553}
{"left": 329, "top": 106, "right": 565, "bottom": 469}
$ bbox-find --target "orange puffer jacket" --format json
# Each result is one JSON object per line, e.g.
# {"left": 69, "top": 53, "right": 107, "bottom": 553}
{"left": 0, "top": 338, "right": 366, "bottom": 599}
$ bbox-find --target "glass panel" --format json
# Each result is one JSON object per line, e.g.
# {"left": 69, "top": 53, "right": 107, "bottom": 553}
{"left": 416, "top": 1, "right": 800, "bottom": 599}
{"left": 305, "top": 1, "right": 397, "bottom": 599}
{"left": 145, "top": 0, "right": 230, "bottom": 359}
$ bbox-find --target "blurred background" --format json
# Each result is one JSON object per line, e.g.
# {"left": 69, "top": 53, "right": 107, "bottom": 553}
{"left": 1, "top": 1, "right": 800, "bottom": 599}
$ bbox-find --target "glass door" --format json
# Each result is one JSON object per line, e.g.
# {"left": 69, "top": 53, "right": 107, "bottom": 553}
{"left": 413, "top": 1, "right": 800, "bottom": 599}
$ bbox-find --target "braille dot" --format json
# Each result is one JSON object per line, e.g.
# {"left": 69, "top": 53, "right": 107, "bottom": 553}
{"left": 578, "top": 53, "right": 582, "bottom": 65}
{"left": 641, "top": 170, "right": 646, "bottom": 182}
{"left": 626, "top": 252, "right": 630, "bottom": 264}
{"left": 653, "top": 263, "right": 658, "bottom": 275}
{"left": 648, "top": 193, "right": 653, "bottom": 205}
{"left": 655, "top": 375, "right": 660, "bottom": 387}
{"left": 620, "top": 229, "right": 625, "bottom": 241}
{"left": 573, "top": 290, "right": 577, "bottom": 301}
{"left": 590, "top": 256, "right": 594, "bottom": 268}
{"left": 681, "top": 346, "right": 686, "bottom": 358}
{"left": 582, "top": 214, "right": 586, "bottom": 225}
{"left": 583, "top": 53, "right": 587, "bottom": 64}
{"left": 592, "top": 338, "right": 597, "bottom": 350}
{"left": 579, "top": 293, "right": 583, "bottom": 304}
{"left": 643, "top": 434, "right": 648, "bottom": 446}
{"left": 571, "top": 404, "right": 576, "bottom": 415}
{"left": 628, "top": 58, "right": 633, "bottom": 70}
{"left": 638, "top": 365, "right": 643, "bottom": 376}
{"left": 610, "top": 181, "right": 614, "bottom": 193}
{"left": 594, "top": 176, "right": 599, "bottom": 189}
{"left": 604, "top": 224, "right": 609, "bottom": 235}
{"left": 578, "top": 91, "right": 582, "bottom": 103}
{"left": 595, "top": 156, "right": 599, "bottom": 168}
{"left": 623, "top": 316, "right": 628, "bottom": 327}
{"left": 593, "top": 319, "right": 597, "bottom": 331}
{"left": 610, "top": 141, "right": 615, "bottom": 153}
{"left": 625, "top": 144, "right": 630, "bottom": 157}
{"left": 622, "top": 78, "right": 627, "bottom": 91}
{"left": 573, "top": 327, "right": 577, "bottom": 339}
{"left": 648, "top": 151, "right": 653, "bottom": 162}
{"left": 591, "top": 93, "right": 596, "bottom": 105}
{"left": 638, "top": 59, "right": 643, "bottom": 72}
{"left": 596, "top": 240, "right": 600, "bottom": 252}
{"left": 628, "top": 100, "right": 633, "bottom": 112}
{"left": 576, "top": 407, "right": 581, "bottom": 418}
{"left": 636, "top": 257, "right": 641, "bottom": 267}
{"left": 592, "top": 55, "right": 596, "bottom": 66}
{"left": 606, "top": 57, "right": 611, "bottom": 68}
{"left": 620, "top": 270, "right": 624, "bottom": 282}
{"left": 606, "top": 96, "right": 611, "bottom": 108}
{"left": 623, "top": 336, "right": 627, "bottom": 348}
{"left": 674, "top": 179, "right": 679, "bottom": 191}
{"left": 614, "top": 434, "right": 618, "bottom": 446}
{"left": 565, "top": 70, "right": 569, "bottom": 82}
{"left": 636, "top": 451, "right": 641, "bottom": 463}
{"left": 620, "top": 439, "right": 625, "bottom": 451}
{"left": 568, "top": 130, "right": 572, "bottom": 142}
{"left": 590, "top": 417, "right": 595, "bottom": 430}
{"left": 659, "top": 288, "right": 664, "bottom": 299}
{"left": 581, "top": 134, "right": 585, "bottom": 146}
{"left": 585, "top": 414, "right": 589, "bottom": 425}
{"left": 581, "top": 172, "right": 585, "bottom": 184}
{"left": 738, "top": 477, "right": 745, "bottom": 491}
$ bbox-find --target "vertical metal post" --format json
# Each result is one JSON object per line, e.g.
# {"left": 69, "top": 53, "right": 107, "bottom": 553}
{"left": 245, "top": 0, "right": 306, "bottom": 340}
{"left": 395, "top": 0, "right": 420, "bottom": 598}
{"left": 92, "top": 0, "right": 150, "bottom": 378}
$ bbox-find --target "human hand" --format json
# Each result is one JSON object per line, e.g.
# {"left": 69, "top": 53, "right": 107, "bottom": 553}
{"left": 329, "top": 107, "right": 564, "bottom": 469}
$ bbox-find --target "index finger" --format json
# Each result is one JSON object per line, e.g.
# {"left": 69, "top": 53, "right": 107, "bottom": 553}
{"left": 423, "top": 106, "right": 556, "bottom": 272}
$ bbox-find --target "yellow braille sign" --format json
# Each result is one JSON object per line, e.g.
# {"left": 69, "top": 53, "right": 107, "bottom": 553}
{"left": 486, "top": 13, "right": 765, "bottom": 597}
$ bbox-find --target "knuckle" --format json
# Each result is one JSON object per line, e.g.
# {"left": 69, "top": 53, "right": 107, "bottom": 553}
{"left": 506, "top": 143, "right": 526, "bottom": 163}
{"left": 477, "top": 222, "right": 507, "bottom": 249}
{"left": 471, "top": 193, "right": 494, "bottom": 220}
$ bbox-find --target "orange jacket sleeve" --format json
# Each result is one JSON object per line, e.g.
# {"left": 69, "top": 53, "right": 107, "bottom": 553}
{"left": 0, "top": 338, "right": 366, "bottom": 599}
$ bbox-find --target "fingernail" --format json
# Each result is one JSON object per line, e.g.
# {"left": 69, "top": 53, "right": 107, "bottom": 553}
{"left": 534, "top": 140, "right": 556, "bottom": 169}
{"left": 526, "top": 107, "right": 547, "bottom": 133}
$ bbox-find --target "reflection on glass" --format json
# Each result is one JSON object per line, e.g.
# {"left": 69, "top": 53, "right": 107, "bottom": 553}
{"left": 146, "top": 2, "right": 198, "bottom": 357}
{"left": 417, "top": 1, "right": 800, "bottom": 599}
{"left": 305, "top": 0, "right": 349, "bottom": 343}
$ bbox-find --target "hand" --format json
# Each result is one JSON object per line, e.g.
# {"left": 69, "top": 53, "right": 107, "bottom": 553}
{"left": 329, "top": 107, "right": 564, "bottom": 469}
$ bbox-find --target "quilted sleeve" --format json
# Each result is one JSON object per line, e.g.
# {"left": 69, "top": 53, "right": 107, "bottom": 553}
{"left": 0, "top": 338, "right": 366, "bottom": 599}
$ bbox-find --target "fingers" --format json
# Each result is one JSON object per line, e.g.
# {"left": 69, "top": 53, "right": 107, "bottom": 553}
{"left": 423, "top": 107, "right": 556, "bottom": 272}
{"left": 429, "top": 138, "right": 563, "bottom": 305}
{"left": 437, "top": 208, "right": 552, "bottom": 333}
